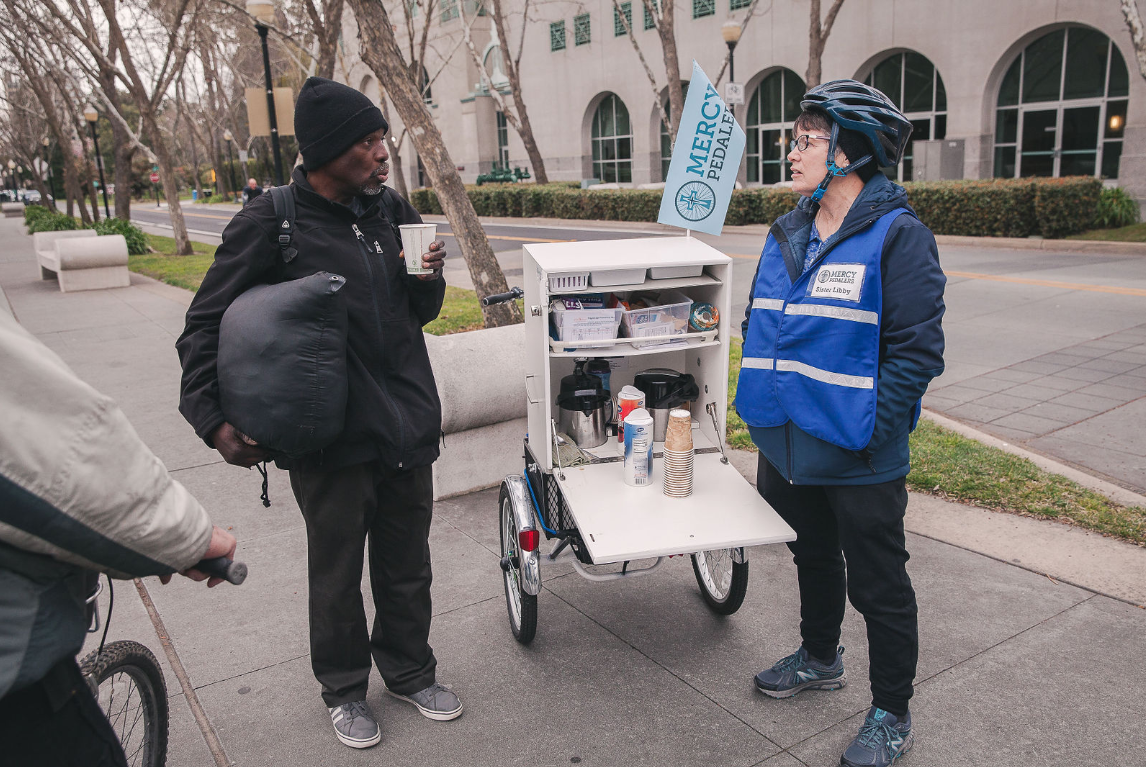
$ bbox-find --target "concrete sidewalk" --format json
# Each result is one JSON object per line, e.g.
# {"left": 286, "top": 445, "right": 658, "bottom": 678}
{"left": 2, "top": 213, "right": 1145, "bottom": 767}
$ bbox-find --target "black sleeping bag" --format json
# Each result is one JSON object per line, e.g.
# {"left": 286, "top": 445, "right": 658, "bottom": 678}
{"left": 217, "top": 271, "right": 348, "bottom": 457}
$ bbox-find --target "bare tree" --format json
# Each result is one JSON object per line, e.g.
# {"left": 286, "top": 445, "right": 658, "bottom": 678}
{"left": 1121, "top": 0, "right": 1146, "bottom": 79}
{"left": 298, "top": 0, "right": 346, "bottom": 78}
{"left": 805, "top": 0, "right": 845, "bottom": 88}
{"left": 24, "top": 0, "right": 205, "bottom": 253}
{"left": 462, "top": 0, "right": 548, "bottom": 182}
{"left": 712, "top": 0, "right": 771, "bottom": 86}
{"left": 346, "top": 0, "right": 521, "bottom": 327}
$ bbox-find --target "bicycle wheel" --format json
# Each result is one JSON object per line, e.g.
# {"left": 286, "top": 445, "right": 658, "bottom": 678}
{"left": 500, "top": 482, "right": 537, "bottom": 644}
{"left": 79, "top": 640, "right": 169, "bottom": 767}
{"left": 691, "top": 549, "right": 749, "bottom": 615}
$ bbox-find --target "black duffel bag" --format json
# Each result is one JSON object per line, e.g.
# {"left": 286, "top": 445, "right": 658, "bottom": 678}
{"left": 217, "top": 271, "right": 348, "bottom": 457}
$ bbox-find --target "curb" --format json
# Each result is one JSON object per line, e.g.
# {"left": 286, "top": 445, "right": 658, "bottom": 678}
{"left": 921, "top": 409, "right": 1146, "bottom": 509}
{"left": 933, "top": 234, "right": 1146, "bottom": 256}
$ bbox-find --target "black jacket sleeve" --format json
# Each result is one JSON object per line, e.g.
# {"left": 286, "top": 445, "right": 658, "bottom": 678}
{"left": 392, "top": 191, "right": 446, "bottom": 328}
{"left": 868, "top": 216, "right": 946, "bottom": 452}
{"left": 175, "top": 204, "right": 280, "bottom": 446}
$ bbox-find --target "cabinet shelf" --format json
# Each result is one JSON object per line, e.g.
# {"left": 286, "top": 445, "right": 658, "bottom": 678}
{"left": 548, "top": 330, "right": 720, "bottom": 357}
{"left": 551, "top": 273, "right": 721, "bottom": 296}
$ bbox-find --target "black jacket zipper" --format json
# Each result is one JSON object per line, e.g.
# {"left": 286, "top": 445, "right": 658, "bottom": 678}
{"left": 352, "top": 222, "right": 408, "bottom": 464}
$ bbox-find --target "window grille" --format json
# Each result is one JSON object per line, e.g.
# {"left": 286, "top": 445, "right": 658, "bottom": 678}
{"left": 550, "top": 20, "right": 566, "bottom": 51}
{"left": 574, "top": 13, "right": 591, "bottom": 45}
{"left": 614, "top": 2, "right": 632, "bottom": 35}
{"left": 692, "top": 0, "right": 714, "bottom": 19}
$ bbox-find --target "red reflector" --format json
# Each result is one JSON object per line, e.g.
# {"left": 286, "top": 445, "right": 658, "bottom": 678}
{"left": 518, "top": 529, "right": 539, "bottom": 552}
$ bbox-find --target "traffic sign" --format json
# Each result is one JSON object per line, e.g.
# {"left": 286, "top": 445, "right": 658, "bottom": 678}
{"left": 724, "top": 82, "right": 744, "bottom": 106}
{"left": 149, "top": 172, "right": 160, "bottom": 183}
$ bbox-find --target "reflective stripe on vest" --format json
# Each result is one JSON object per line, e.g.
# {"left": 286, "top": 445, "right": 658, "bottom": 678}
{"left": 736, "top": 209, "right": 907, "bottom": 451}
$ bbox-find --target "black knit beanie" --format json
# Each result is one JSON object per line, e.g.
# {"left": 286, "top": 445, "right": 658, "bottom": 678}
{"left": 294, "top": 77, "right": 389, "bottom": 171}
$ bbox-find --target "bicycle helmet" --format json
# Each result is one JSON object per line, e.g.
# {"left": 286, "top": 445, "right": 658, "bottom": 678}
{"left": 799, "top": 79, "right": 913, "bottom": 202}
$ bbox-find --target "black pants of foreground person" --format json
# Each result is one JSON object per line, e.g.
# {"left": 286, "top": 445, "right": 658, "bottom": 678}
{"left": 0, "top": 657, "right": 128, "bottom": 767}
{"left": 759, "top": 456, "right": 918, "bottom": 717}
{"left": 290, "top": 460, "right": 437, "bottom": 708}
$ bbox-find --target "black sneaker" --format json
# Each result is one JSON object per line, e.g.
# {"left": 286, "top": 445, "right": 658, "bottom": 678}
{"left": 840, "top": 706, "right": 913, "bottom": 767}
{"left": 386, "top": 682, "right": 463, "bottom": 721}
{"left": 327, "top": 700, "right": 381, "bottom": 748}
{"left": 754, "top": 646, "right": 846, "bottom": 698}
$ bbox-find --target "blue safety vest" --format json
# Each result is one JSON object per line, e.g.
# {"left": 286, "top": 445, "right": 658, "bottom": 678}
{"left": 737, "top": 209, "right": 907, "bottom": 452}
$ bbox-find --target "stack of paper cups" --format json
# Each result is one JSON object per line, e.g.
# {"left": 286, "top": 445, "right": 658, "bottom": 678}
{"left": 399, "top": 223, "right": 436, "bottom": 274}
{"left": 623, "top": 408, "right": 655, "bottom": 487}
{"left": 662, "top": 409, "right": 693, "bottom": 498}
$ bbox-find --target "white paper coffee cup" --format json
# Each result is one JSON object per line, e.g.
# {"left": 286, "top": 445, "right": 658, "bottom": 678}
{"left": 399, "top": 223, "right": 436, "bottom": 274}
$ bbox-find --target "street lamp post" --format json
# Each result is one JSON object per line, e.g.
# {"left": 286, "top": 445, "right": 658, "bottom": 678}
{"left": 42, "top": 137, "right": 57, "bottom": 204}
{"left": 223, "top": 129, "right": 239, "bottom": 202}
{"left": 83, "top": 105, "right": 111, "bottom": 219}
{"left": 721, "top": 21, "right": 742, "bottom": 84}
{"left": 247, "top": 0, "right": 284, "bottom": 186}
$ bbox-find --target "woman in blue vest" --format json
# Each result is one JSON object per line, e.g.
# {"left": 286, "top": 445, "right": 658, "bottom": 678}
{"left": 737, "top": 80, "right": 946, "bottom": 767}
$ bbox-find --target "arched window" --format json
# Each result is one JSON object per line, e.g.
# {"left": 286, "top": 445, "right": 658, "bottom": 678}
{"left": 658, "top": 82, "right": 690, "bottom": 180}
{"left": 862, "top": 52, "right": 947, "bottom": 181}
{"left": 591, "top": 94, "right": 632, "bottom": 183}
{"left": 994, "top": 27, "right": 1129, "bottom": 178}
{"left": 746, "top": 69, "right": 805, "bottom": 184}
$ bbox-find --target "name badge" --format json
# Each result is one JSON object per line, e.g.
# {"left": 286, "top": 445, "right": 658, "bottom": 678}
{"left": 809, "top": 263, "right": 865, "bottom": 302}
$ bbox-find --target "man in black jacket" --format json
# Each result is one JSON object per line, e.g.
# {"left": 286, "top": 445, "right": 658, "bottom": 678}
{"left": 176, "top": 77, "right": 457, "bottom": 750}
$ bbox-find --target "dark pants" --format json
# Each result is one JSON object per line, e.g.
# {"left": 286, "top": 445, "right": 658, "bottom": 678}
{"left": 0, "top": 657, "right": 128, "bottom": 767}
{"left": 290, "top": 460, "right": 437, "bottom": 707}
{"left": 760, "top": 456, "right": 918, "bottom": 716}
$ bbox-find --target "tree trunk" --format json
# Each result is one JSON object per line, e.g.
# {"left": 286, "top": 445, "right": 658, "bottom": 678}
{"left": 86, "top": 180, "right": 101, "bottom": 222}
{"left": 490, "top": 0, "right": 548, "bottom": 184}
{"left": 657, "top": 0, "right": 684, "bottom": 140}
{"left": 143, "top": 111, "right": 192, "bottom": 254}
{"left": 99, "top": 66, "right": 133, "bottom": 220}
{"left": 347, "top": 0, "right": 521, "bottom": 327}
{"left": 380, "top": 100, "right": 410, "bottom": 199}
{"left": 1121, "top": 0, "right": 1146, "bottom": 80}
{"left": 806, "top": 0, "right": 823, "bottom": 88}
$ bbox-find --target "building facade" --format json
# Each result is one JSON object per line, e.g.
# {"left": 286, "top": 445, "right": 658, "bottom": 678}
{"left": 339, "top": 0, "right": 1145, "bottom": 201}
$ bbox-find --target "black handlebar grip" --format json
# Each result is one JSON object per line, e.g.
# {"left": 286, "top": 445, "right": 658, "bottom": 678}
{"left": 194, "top": 557, "right": 248, "bottom": 585}
{"left": 481, "top": 287, "right": 524, "bottom": 306}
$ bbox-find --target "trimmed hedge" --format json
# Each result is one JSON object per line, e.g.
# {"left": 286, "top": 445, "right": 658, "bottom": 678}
{"left": 89, "top": 217, "right": 148, "bottom": 255}
{"left": 409, "top": 177, "right": 1105, "bottom": 239}
{"left": 25, "top": 209, "right": 80, "bottom": 233}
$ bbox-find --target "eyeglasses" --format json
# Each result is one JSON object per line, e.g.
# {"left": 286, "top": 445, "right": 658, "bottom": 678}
{"left": 791, "top": 134, "right": 832, "bottom": 152}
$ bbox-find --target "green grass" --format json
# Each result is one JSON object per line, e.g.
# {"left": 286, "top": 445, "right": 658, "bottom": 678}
{"left": 729, "top": 336, "right": 1145, "bottom": 545}
{"left": 1068, "top": 223, "right": 1146, "bottom": 243}
{"left": 128, "top": 234, "right": 218, "bottom": 291}
{"left": 423, "top": 286, "right": 487, "bottom": 335}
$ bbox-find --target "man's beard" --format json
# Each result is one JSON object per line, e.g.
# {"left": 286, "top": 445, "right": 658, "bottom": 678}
{"left": 359, "top": 165, "right": 388, "bottom": 196}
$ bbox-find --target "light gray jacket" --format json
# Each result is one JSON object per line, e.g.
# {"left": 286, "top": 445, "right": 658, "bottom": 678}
{"left": 0, "top": 309, "right": 213, "bottom": 698}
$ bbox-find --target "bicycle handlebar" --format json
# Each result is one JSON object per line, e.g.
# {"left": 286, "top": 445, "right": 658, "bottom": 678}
{"left": 193, "top": 557, "right": 248, "bottom": 585}
{"left": 481, "top": 287, "right": 524, "bottom": 307}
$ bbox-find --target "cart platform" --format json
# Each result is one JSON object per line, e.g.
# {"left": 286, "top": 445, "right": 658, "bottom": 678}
{"left": 554, "top": 452, "right": 795, "bottom": 564}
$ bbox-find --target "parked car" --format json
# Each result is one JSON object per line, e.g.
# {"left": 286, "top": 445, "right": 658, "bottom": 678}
{"left": 22, "top": 190, "right": 42, "bottom": 204}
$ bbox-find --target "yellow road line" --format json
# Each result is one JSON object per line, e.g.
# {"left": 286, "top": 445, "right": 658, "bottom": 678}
{"left": 439, "top": 232, "right": 572, "bottom": 244}
{"left": 172, "top": 211, "right": 236, "bottom": 221}
{"left": 945, "top": 270, "right": 1146, "bottom": 297}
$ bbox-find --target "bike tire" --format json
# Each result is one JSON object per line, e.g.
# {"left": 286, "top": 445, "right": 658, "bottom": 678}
{"left": 79, "top": 640, "right": 169, "bottom": 767}
{"left": 500, "top": 482, "right": 538, "bottom": 644}
{"left": 691, "top": 550, "right": 749, "bottom": 615}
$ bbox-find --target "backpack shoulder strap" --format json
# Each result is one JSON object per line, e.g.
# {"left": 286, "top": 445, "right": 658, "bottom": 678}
{"left": 377, "top": 187, "right": 404, "bottom": 246}
{"left": 270, "top": 185, "right": 298, "bottom": 263}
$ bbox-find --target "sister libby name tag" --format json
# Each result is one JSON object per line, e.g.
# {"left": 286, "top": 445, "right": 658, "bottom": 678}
{"left": 809, "top": 263, "right": 865, "bottom": 302}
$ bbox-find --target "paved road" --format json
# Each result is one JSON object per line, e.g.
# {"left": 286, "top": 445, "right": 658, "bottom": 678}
{"left": 130, "top": 203, "right": 1146, "bottom": 495}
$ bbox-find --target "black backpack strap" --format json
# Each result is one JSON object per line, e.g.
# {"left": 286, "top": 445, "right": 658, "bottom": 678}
{"left": 377, "top": 187, "right": 404, "bottom": 247}
{"left": 270, "top": 185, "right": 298, "bottom": 264}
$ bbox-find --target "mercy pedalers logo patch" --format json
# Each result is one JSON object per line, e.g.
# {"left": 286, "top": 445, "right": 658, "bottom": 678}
{"left": 675, "top": 181, "right": 716, "bottom": 221}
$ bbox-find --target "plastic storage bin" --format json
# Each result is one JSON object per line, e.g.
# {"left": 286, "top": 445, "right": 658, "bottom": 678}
{"left": 548, "top": 272, "right": 590, "bottom": 291}
{"left": 590, "top": 268, "right": 647, "bottom": 287}
{"left": 648, "top": 264, "right": 704, "bottom": 279}
{"left": 619, "top": 290, "right": 692, "bottom": 347}
{"left": 550, "top": 302, "right": 623, "bottom": 342}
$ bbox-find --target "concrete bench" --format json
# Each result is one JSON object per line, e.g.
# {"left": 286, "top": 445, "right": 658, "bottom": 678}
{"left": 424, "top": 323, "right": 527, "bottom": 499}
{"left": 2, "top": 202, "right": 24, "bottom": 218}
{"left": 36, "top": 231, "right": 130, "bottom": 293}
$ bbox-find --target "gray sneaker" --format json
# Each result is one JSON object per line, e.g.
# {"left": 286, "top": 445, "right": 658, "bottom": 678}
{"left": 386, "top": 682, "right": 463, "bottom": 721}
{"left": 328, "top": 700, "right": 381, "bottom": 748}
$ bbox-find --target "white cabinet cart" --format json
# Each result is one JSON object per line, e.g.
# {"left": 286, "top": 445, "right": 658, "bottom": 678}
{"left": 492, "top": 235, "right": 796, "bottom": 644}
